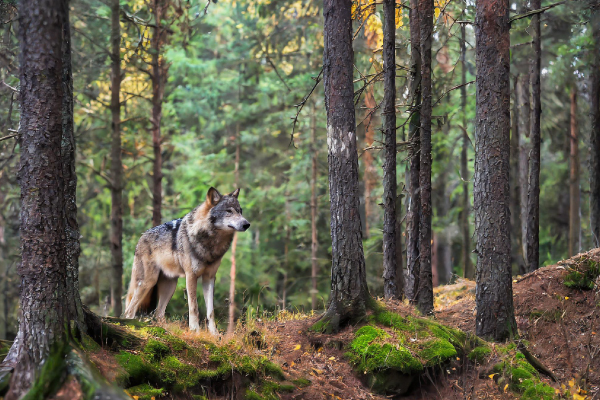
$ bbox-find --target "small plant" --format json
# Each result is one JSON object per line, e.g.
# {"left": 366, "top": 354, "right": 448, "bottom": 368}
{"left": 564, "top": 260, "right": 600, "bottom": 290}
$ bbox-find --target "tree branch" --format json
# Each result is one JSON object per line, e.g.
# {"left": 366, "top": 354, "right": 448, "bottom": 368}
{"left": 509, "top": 1, "right": 566, "bottom": 23}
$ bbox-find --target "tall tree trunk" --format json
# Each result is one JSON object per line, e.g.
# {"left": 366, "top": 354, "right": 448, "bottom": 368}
{"left": 510, "top": 74, "right": 522, "bottom": 272}
{"left": 318, "top": 0, "right": 369, "bottom": 332}
{"left": 110, "top": 0, "right": 124, "bottom": 317}
{"left": 569, "top": 87, "right": 580, "bottom": 256}
{"left": 460, "top": 24, "right": 472, "bottom": 279}
{"left": 382, "top": 0, "right": 400, "bottom": 300}
{"left": 473, "top": 0, "right": 517, "bottom": 341}
{"left": 518, "top": 73, "right": 531, "bottom": 264}
{"left": 406, "top": 0, "right": 421, "bottom": 300}
{"left": 5, "top": 1, "right": 69, "bottom": 396}
{"left": 151, "top": 0, "right": 165, "bottom": 227}
{"left": 62, "top": 3, "right": 85, "bottom": 330}
{"left": 526, "top": 0, "right": 542, "bottom": 272}
{"left": 417, "top": 0, "right": 433, "bottom": 314}
{"left": 590, "top": 3, "right": 600, "bottom": 248}
{"left": 363, "top": 87, "right": 376, "bottom": 237}
{"left": 311, "top": 103, "right": 319, "bottom": 311}
{"left": 435, "top": 109, "right": 452, "bottom": 285}
{"left": 228, "top": 124, "right": 240, "bottom": 335}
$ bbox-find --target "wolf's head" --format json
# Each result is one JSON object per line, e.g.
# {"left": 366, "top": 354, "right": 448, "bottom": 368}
{"left": 206, "top": 187, "right": 250, "bottom": 232}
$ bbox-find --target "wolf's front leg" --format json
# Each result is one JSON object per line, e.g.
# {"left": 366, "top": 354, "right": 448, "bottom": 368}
{"left": 186, "top": 274, "right": 201, "bottom": 331}
{"left": 202, "top": 276, "right": 218, "bottom": 335}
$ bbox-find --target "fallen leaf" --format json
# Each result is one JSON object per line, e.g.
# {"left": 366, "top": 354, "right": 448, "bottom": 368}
{"left": 489, "top": 374, "right": 496, "bottom": 379}
{"left": 565, "top": 296, "right": 570, "bottom": 300}
{"left": 569, "top": 379, "right": 575, "bottom": 387}
{"left": 503, "top": 384, "right": 508, "bottom": 392}
{"left": 329, "top": 356, "right": 336, "bottom": 361}
{"left": 294, "top": 344, "right": 301, "bottom": 350}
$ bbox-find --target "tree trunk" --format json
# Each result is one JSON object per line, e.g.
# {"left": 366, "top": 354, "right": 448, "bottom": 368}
{"left": 518, "top": 73, "right": 531, "bottom": 264}
{"left": 473, "top": 0, "right": 517, "bottom": 341}
{"left": 417, "top": 0, "right": 433, "bottom": 314}
{"left": 62, "top": 3, "right": 85, "bottom": 331}
{"left": 435, "top": 107, "right": 452, "bottom": 285}
{"left": 311, "top": 103, "right": 319, "bottom": 311}
{"left": 382, "top": 0, "right": 400, "bottom": 300}
{"left": 151, "top": 0, "right": 166, "bottom": 227}
{"left": 363, "top": 87, "right": 376, "bottom": 237}
{"left": 526, "top": 0, "right": 541, "bottom": 272}
{"left": 460, "top": 24, "right": 472, "bottom": 279}
{"left": 569, "top": 87, "right": 580, "bottom": 256}
{"left": 406, "top": 0, "right": 421, "bottom": 300}
{"left": 5, "top": 1, "right": 69, "bottom": 396}
{"left": 318, "top": 0, "right": 369, "bottom": 332}
{"left": 228, "top": 124, "right": 240, "bottom": 335}
{"left": 510, "top": 74, "right": 523, "bottom": 272}
{"left": 110, "top": 0, "right": 124, "bottom": 317}
{"left": 590, "top": 3, "right": 600, "bottom": 248}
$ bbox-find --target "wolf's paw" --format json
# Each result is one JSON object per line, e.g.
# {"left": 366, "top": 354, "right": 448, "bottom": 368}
{"left": 208, "top": 326, "right": 219, "bottom": 336}
{"left": 189, "top": 322, "right": 201, "bottom": 332}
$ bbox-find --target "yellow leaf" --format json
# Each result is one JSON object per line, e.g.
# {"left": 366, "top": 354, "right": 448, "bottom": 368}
{"left": 565, "top": 296, "right": 570, "bottom": 300}
{"left": 294, "top": 344, "right": 301, "bottom": 350}
{"left": 573, "top": 393, "right": 586, "bottom": 400}
{"left": 569, "top": 379, "right": 575, "bottom": 387}
{"left": 434, "top": 7, "right": 440, "bottom": 19}
{"left": 329, "top": 356, "right": 336, "bottom": 361}
{"left": 133, "top": 397, "right": 139, "bottom": 400}
{"left": 503, "top": 384, "right": 508, "bottom": 392}
{"left": 488, "top": 374, "right": 496, "bottom": 379}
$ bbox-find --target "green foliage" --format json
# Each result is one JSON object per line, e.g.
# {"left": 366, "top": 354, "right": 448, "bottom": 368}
{"left": 467, "top": 346, "right": 491, "bottom": 363}
{"left": 564, "top": 260, "right": 600, "bottom": 290}
{"left": 144, "top": 339, "right": 171, "bottom": 362}
{"left": 418, "top": 339, "right": 457, "bottom": 367}
{"left": 491, "top": 351, "right": 555, "bottom": 400}
{"left": 292, "top": 378, "right": 311, "bottom": 388}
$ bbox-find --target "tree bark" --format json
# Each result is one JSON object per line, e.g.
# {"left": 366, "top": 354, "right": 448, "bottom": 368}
{"left": 228, "top": 124, "right": 240, "bottom": 335}
{"left": 62, "top": 2, "right": 85, "bottom": 331}
{"left": 526, "top": 0, "right": 541, "bottom": 272}
{"left": 5, "top": 1, "right": 69, "bottom": 396}
{"left": 510, "top": 74, "right": 523, "bottom": 272}
{"left": 435, "top": 105, "right": 452, "bottom": 285}
{"left": 318, "top": 0, "right": 369, "bottom": 332}
{"left": 382, "top": 0, "right": 400, "bottom": 300}
{"left": 311, "top": 103, "right": 319, "bottom": 311}
{"left": 406, "top": 0, "right": 421, "bottom": 301}
{"left": 590, "top": 3, "right": 600, "bottom": 248}
{"left": 363, "top": 87, "right": 376, "bottom": 237}
{"left": 569, "top": 87, "right": 580, "bottom": 257}
{"left": 151, "top": 0, "right": 166, "bottom": 227}
{"left": 417, "top": 0, "right": 433, "bottom": 314}
{"left": 518, "top": 73, "right": 531, "bottom": 264}
{"left": 460, "top": 24, "right": 472, "bottom": 279}
{"left": 473, "top": 0, "right": 517, "bottom": 341}
{"left": 110, "top": 0, "right": 124, "bottom": 317}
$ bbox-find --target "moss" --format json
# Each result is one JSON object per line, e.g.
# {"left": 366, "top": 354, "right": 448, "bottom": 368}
{"left": 263, "top": 360, "right": 285, "bottom": 380}
{"left": 564, "top": 260, "right": 600, "bottom": 290}
{"left": 467, "top": 346, "right": 492, "bottom": 363}
{"left": 309, "top": 318, "right": 331, "bottom": 333}
{"left": 127, "top": 383, "right": 164, "bottom": 400}
{"left": 492, "top": 350, "right": 555, "bottom": 400}
{"left": 418, "top": 339, "right": 457, "bottom": 367}
{"left": 348, "top": 326, "right": 422, "bottom": 374}
{"left": 144, "top": 339, "right": 171, "bottom": 362}
{"left": 292, "top": 377, "right": 311, "bottom": 388}
{"left": 522, "top": 382, "right": 556, "bottom": 400}
{"left": 145, "top": 327, "right": 167, "bottom": 337}
{"left": 245, "top": 389, "right": 265, "bottom": 400}
{"left": 164, "top": 335, "right": 187, "bottom": 352}
{"left": 21, "top": 344, "right": 68, "bottom": 400}
{"left": 115, "top": 351, "right": 159, "bottom": 386}
{"left": 80, "top": 333, "right": 101, "bottom": 352}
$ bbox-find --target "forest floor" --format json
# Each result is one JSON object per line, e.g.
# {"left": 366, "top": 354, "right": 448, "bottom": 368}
{"left": 48, "top": 249, "right": 600, "bottom": 400}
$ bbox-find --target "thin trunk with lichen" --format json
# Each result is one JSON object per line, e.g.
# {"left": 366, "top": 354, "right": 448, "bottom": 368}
{"left": 311, "top": 103, "right": 319, "bottom": 311}
{"left": 460, "top": 24, "right": 472, "bottom": 279}
{"left": 569, "top": 87, "right": 580, "bottom": 257}
{"left": 316, "top": 0, "right": 369, "bottom": 333}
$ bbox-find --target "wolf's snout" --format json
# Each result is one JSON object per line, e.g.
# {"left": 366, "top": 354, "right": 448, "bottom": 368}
{"left": 241, "top": 222, "right": 250, "bottom": 231}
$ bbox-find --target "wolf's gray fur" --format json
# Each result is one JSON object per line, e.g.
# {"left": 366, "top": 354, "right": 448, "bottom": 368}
{"left": 123, "top": 187, "right": 249, "bottom": 334}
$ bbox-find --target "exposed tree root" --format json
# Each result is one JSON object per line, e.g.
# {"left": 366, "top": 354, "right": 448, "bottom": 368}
{"left": 516, "top": 341, "right": 558, "bottom": 382}
{"left": 83, "top": 306, "right": 142, "bottom": 349}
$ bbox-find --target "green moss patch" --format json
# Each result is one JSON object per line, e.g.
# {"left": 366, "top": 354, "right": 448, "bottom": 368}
{"left": 467, "top": 346, "right": 492, "bottom": 363}
{"left": 418, "top": 339, "right": 457, "bottom": 366}
{"left": 292, "top": 377, "right": 311, "bottom": 388}
{"left": 126, "top": 383, "right": 164, "bottom": 400}
{"left": 491, "top": 351, "right": 555, "bottom": 400}
{"left": 564, "top": 259, "right": 600, "bottom": 290}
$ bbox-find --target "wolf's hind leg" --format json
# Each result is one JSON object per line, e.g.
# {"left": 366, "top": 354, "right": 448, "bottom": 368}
{"left": 155, "top": 274, "right": 178, "bottom": 321}
{"left": 123, "top": 266, "right": 160, "bottom": 319}
{"left": 186, "top": 274, "right": 200, "bottom": 331}
{"left": 202, "top": 276, "right": 218, "bottom": 336}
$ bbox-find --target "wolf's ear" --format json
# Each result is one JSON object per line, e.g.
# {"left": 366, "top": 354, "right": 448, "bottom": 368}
{"left": 229, "top": 188, "right": 240, "bottom": 198}
{"left": 207, "top": 187, "right": 222, "bottom": 206}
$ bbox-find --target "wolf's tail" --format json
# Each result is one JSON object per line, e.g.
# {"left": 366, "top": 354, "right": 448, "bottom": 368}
{"left": 125, "top": 255, "right": 158, "bottom": 315}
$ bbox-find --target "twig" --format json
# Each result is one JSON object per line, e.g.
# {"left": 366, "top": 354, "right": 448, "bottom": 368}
{"left": 0, "top": 80, "right": 17, "bottom": 93}
{"left": 0, "top": 133, "right": 18, "bottom": 143}
{"left": 432, "top": 80, "right": 475, "bottom": 108}
{"left": 266, "top": 56, "right": 291, "bottom": 92}
{"left": 290, "top": 68, "right": 323, "bottom": 147}
{"left": 509, "top": 1, "right": 566, "bottom": 23}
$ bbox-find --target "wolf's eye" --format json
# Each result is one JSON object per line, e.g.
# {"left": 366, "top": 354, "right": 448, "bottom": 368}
{"left": 227, "top": 209, "right": 234, "bottom": 214}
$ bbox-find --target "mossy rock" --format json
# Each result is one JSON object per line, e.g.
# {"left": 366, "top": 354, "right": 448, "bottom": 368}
{"left": 491, "top": 351, "right": 555, "bottom": 400}
{"left": 418, "top": 339, "right": 457, "bottom": 366}
{"left": 115, "top": 351, "right": 160, "bottom": 387}
{"left": 126, "top": 383, "right": 164, "bottom": 400}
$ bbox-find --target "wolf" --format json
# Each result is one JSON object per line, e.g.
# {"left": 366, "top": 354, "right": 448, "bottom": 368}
{"left": 123, "top": 187, "right": 250, "bottom": 335}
